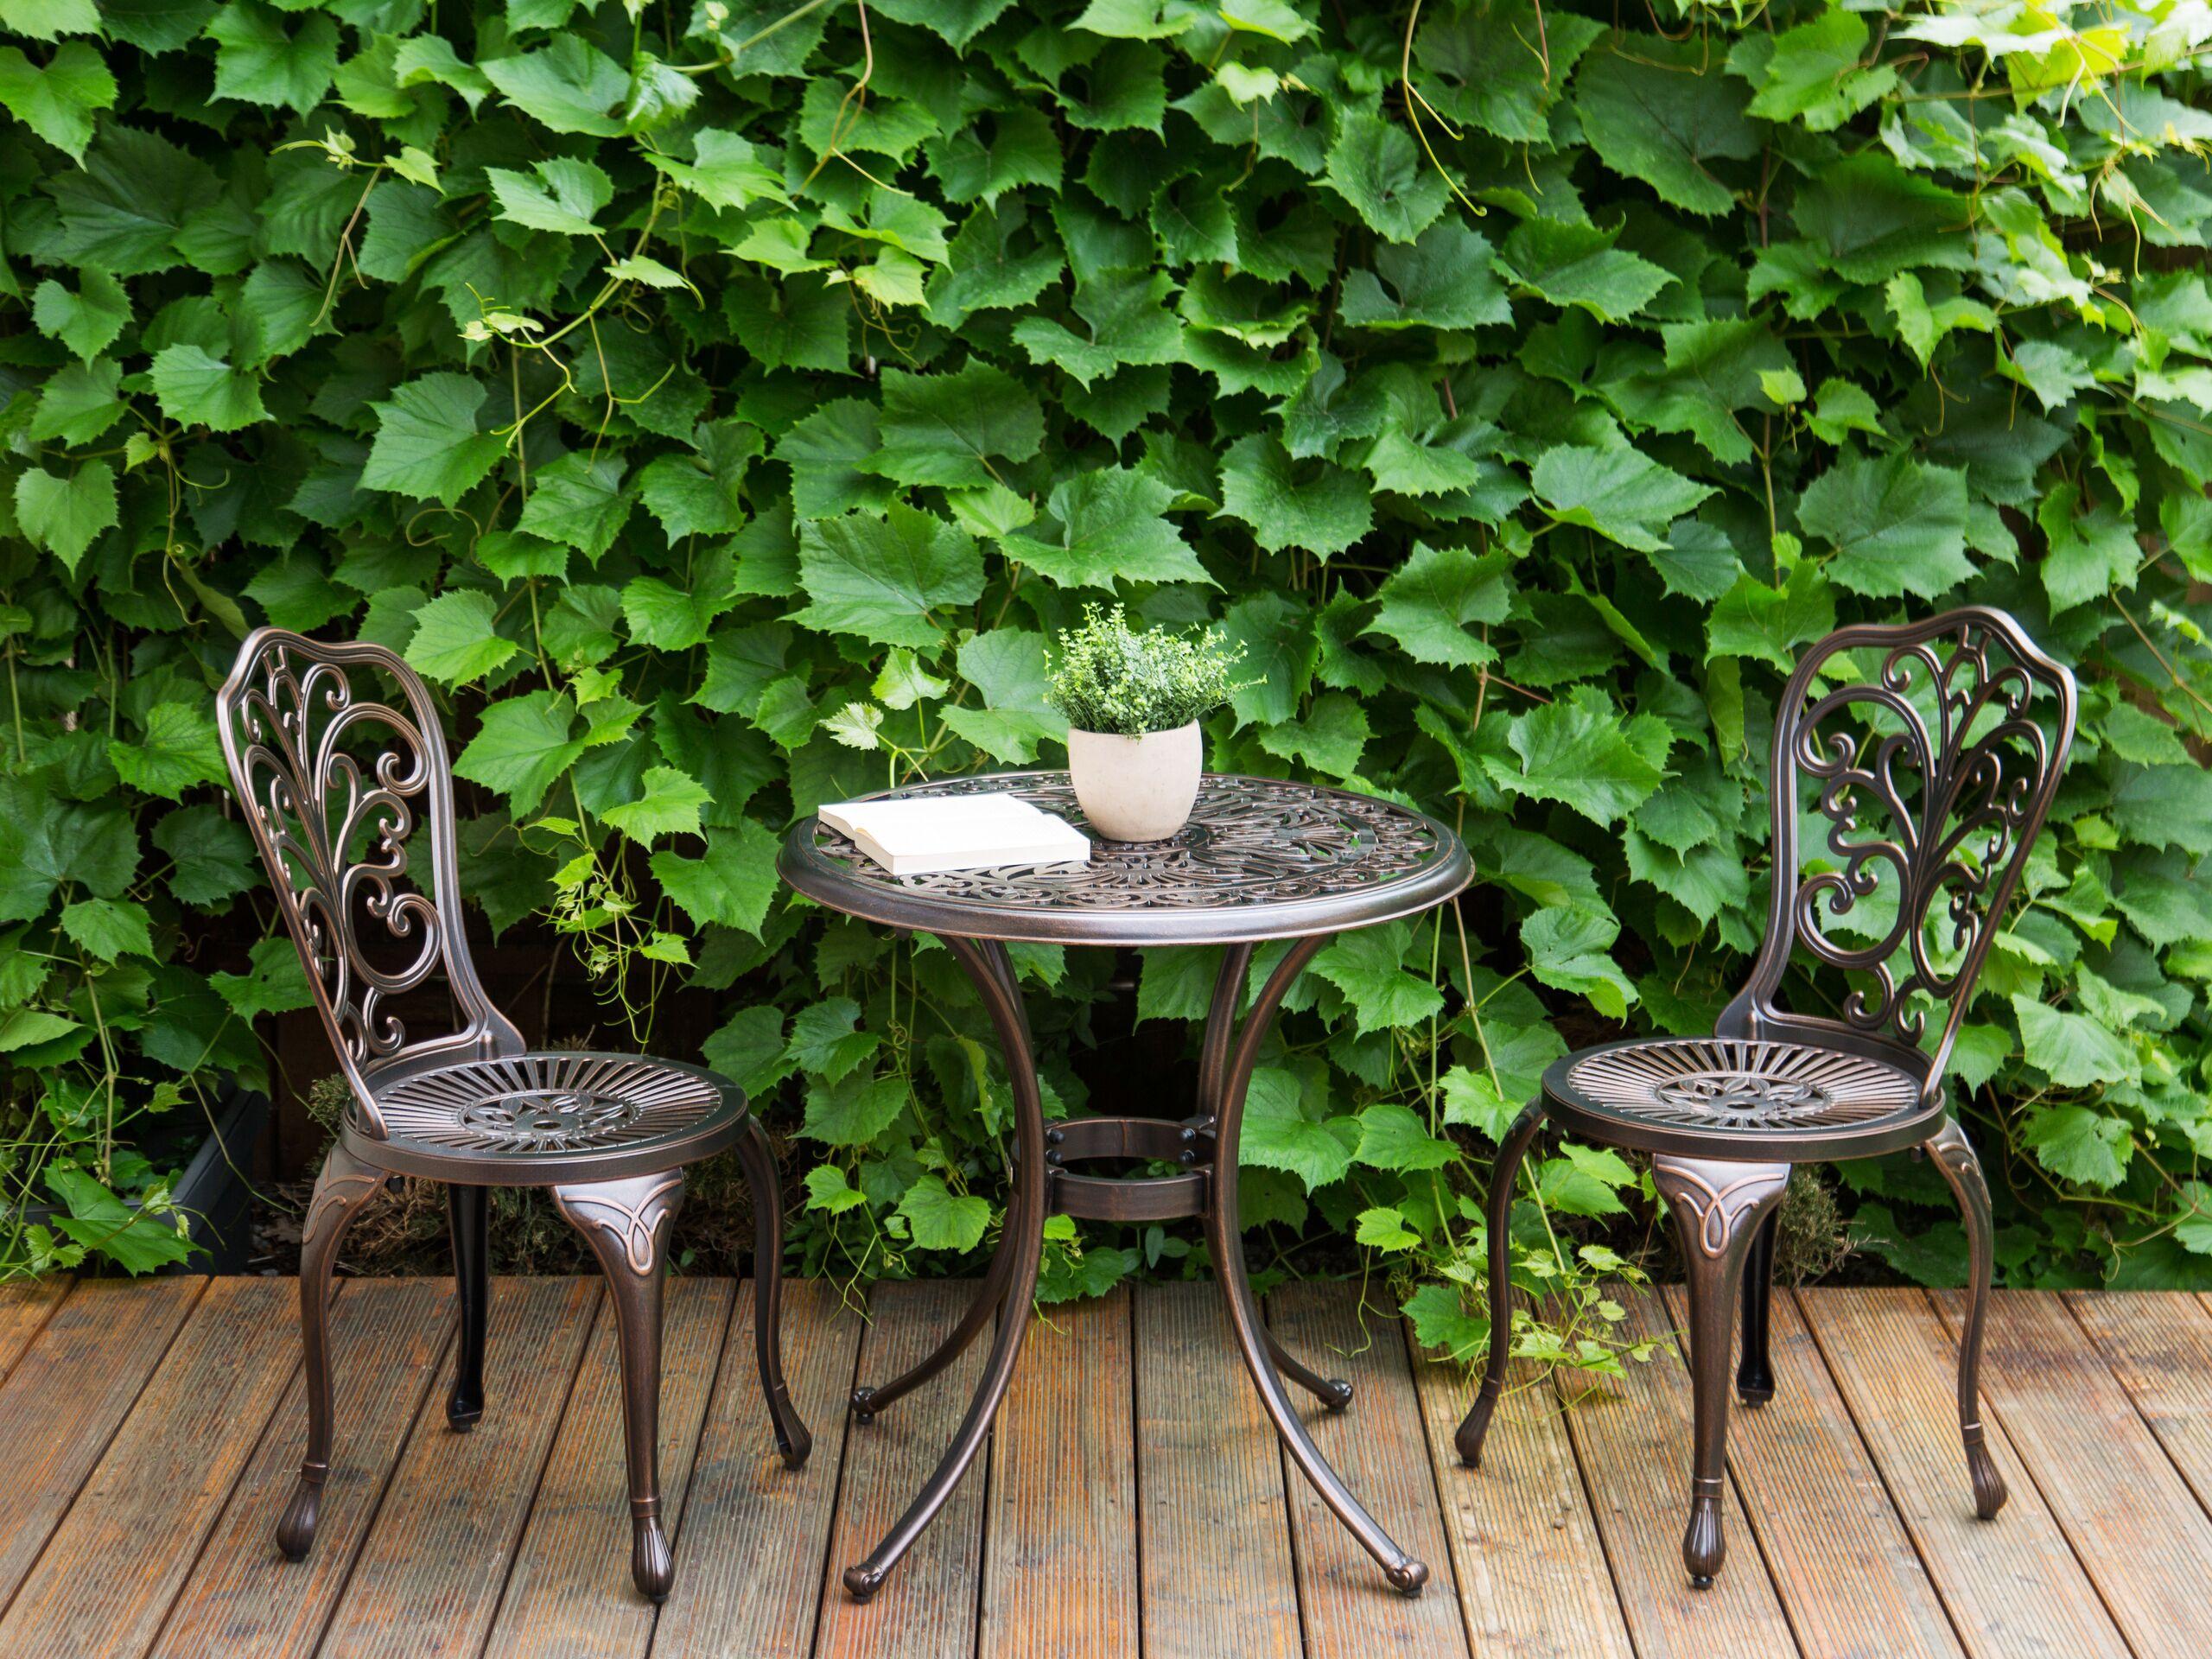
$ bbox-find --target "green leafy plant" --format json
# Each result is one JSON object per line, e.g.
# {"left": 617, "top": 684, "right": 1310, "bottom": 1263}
{"left": 0, "top": 0, "right": 2209, "bottom": 1398}
{"left": 1046, "top": 603, "right": 1246, "bottom": 734}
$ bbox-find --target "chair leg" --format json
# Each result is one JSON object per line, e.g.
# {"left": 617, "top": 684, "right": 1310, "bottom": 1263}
{"left": 446, "top": 1184, "right": 489, "bottom": 1431}
{"left": 1653, "top": 1155, "right": 1791, "bottom": 1587}
{"left": 733, "top": 1116, "right": 812, "bottom": 1468}
{"left": 1456, "top": 1102, "right": 1546, "bottom": 1467}
{"left": 1737, "top": 1211, "right": 1778, "bottom": 1407}
{"left": 1927, "top": 1117, "right": 2008, "bottom": 1521}
{"left": 277, "top": 1142, "right": 387, "bottom": 1561}
{"left": 555, "top": 1172, "right": 685, "bottom": 1604}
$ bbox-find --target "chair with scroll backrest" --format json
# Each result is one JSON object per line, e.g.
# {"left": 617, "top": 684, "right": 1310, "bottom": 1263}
{"left": 1456, "top": 607, "right": 2075, "bottom": 1586}
{"left": 217, "top": 627, "right": 810, "bottom": 1602}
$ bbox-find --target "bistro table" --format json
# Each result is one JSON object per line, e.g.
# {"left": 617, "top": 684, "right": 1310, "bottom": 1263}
{"left": 778, "top": 770, "right": 1473, "bottom": 1601}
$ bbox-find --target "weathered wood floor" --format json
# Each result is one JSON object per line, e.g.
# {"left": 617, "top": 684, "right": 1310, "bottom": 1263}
{"left": 0, "top": 1275, "right": 2207, "bottom": 1658}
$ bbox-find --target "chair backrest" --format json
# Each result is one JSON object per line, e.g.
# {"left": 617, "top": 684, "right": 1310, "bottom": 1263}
{"left": 216, "top": 628, "right": 522, "bottom": 1135}
{"left": 1716, "top": 606, "right": 2077, "bottom": 1101}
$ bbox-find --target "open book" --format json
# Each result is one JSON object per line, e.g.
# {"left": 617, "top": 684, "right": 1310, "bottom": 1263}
{"left": 820, "top": 793, "right": 1092, "bottom": 876}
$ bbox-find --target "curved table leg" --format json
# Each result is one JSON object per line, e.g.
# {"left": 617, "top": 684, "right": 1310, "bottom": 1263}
{"left": 842, "top": 934, "right": 1048, "bottom": 1602}
{"left": 849, "top": 1216, "right": 1016, "bottom": 1422}
{"left": 1456, "top": 1100, "right": 1546, "bottom": 1465}
{"left": 1208, "top": 933, "right": 1429, "bottom": 1596}
{"left": 1195, "top": 944, "right": 1352, "bottom": 1413}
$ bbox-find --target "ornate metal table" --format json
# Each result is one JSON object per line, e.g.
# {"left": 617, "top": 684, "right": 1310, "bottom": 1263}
{"left": 779, "top": 772, "right": 1473, "bottom": 1600}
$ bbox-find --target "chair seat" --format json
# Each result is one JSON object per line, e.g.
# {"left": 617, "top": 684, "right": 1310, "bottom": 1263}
{"left": 1542, "top": 1036, "right": 1942, "bottom": 1160}
{"left": 346, "top": 1050, "right": 749, "bottom": 1184}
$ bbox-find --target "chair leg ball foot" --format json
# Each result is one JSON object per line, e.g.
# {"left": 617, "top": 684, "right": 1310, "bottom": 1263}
{"left": 1682, "top": 1495, "right": 1726, "bottom": 1586}
{"left": 842, "top": 1564, "right": 886, "bottom": 1602}
{"left": 1454, "top": 1382, "right": 1502, "bottom": 1468}
{"left": 1319, "top": 1376, "right": 1354, "bottom": 1412}
{"left": 1967, "top": 1441, "right": 2008, "bottom": 1521}
{"left": 849, "top": 1386, "right": 878, "bottom": 1424}
{"left": 276, "top": 1481, "right": 321, "bottom": 1561}
{"left": 632, "top": 1517, "right": 675, "bottom": 1603}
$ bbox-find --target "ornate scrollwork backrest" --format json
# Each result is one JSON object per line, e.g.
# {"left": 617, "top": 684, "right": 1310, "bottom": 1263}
{"left": 1717, "top": 607, "right": 2076, "bottom": 1101}
{"left": 215, "top": 629, "right": 523, "bottom": 1135}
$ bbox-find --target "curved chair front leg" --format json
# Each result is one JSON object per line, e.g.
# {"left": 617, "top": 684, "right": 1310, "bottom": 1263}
{"left": 733, "top": 1115, "right": 811, "bottom": 1467}
{"left": 842, "top": 934, "right": 1048, "bottom": 1603}
{"left": 1736, "top": 1211, "right": 1778, "bottom": 1407}
{"left": 1211, "top": 934, "right": 1428, "bottom": 1596}
{"left": 1927, "top": 1117, "right": 2008, "bottom": 1521}
{"left": 446, "top": 1183, "right": 489, "bottom": 1430}
{"left": 278, "top": 1141, "right": 388, "bottom": 1560}
{"left": 1653, "top": 1155, "right": 1791, "bottom": 1587}
{"left": 1456, "top": 1101, "right": 1547, "bottom": 1466}
{"left": 555, "top": 1172, "right": 686, "bottom": 1603}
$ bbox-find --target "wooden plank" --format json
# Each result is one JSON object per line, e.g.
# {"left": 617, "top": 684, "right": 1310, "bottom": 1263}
{"left": 1657, "top": 1285, "right": 1960, "bottom": 1659}
{"left": 1796, "top": 1288, "right": 2126, "bottom": 1659}
{"left": 0, "top": 1279, "right": 70, "bottom": 1385}
{"left": 1405, "top": 1307, "right": 1631, "bottom": 1659}
{"left": 146, "top": 1279, "right": 450, "bottom": 1659}
{"left": 649, "top": 1281, "right": 862, "bottom": 1659}
{"left": 0, "top": 1278, "right": 305, "bottom": 1658}
{"left": 1268, "top": 1281, "right": 1469, "bottom": 1659}
{"left": 482, "top": 1276, "right": 732, "bottom": 1659}
{"left": 0, "top": 1277, "right": 203, "bottom": 1618}
{"left": 813, "top": 1279, "right": 992, "bottom": 1659}
{"left": 1931, "top": 1287, "right": 2212, "bottom": 1659}
{"left": 314, "top": 1276, "right": 600, "bottom": 1659}
{"left": 1557, "top": 1287, "right": 1798, "bottom": 1658}
{"left": 1131, "top": 1282, "right": 1300, "bottom": 1659}
{"left": 978, "top": 1287, "right": 1136, "bottom": 1659}
{"left": 2065, "top": 1291, "right": 2212, "bottom": 1516}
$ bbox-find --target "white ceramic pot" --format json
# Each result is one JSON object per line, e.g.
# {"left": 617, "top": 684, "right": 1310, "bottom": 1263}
{"left": 1066, "top": 721, "right": 1202, "bottom": 842}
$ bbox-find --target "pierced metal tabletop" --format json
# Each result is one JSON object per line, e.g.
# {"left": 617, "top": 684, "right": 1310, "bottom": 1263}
{"left": 777, "top": 772, "right": 1473, "bottom": 945}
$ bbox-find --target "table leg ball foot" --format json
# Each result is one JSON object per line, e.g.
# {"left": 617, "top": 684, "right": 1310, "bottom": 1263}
{"left": 849, "top": 1386, "right": 878, "bottom": 1423}
{"left": 842, "top": 1564, "right": 886, "bottom": 1602}
{"left": 1320, "top": 1377, "right": 1354, "bottom": 1412}
{"left": 1385, "top": 1559, "right": 1428, "bottom": 1597}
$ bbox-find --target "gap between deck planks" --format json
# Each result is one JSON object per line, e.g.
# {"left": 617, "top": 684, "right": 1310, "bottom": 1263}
{"left": 8, "top": 1279, "right": 2212, "bottom": 1659}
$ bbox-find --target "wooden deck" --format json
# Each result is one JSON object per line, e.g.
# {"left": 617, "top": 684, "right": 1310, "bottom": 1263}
{"left": 0, "top": 1275, "right": 2208, "bottom": 1658}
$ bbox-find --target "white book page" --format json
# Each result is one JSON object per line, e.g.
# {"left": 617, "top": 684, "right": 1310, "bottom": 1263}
{"left": 823, "top": 794, "right": 1087, "bottom": 861}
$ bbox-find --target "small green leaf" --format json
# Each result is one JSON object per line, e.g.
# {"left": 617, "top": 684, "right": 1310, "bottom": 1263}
{"left": 1353, "top": 1103, "right": 1459, "bottom": 1172}
{"left": 404, "top": 590, "right": 518, "bottom": 683}
{"left": 109, "top": 701, "right": 225, "bottom": 798}
{"left": 1310, "top": 925, "right": 1445, "bottom": 1033}
{"left": 600, "top": 766, "right": 710, "bottom": 845}
{"left": 60, "top": 897, "right": 155, "bottom": 961}
{"left": 362, "top": 372, "right": 507, "bottom": 505}
{"left": 14, "top": 461, "right": 115, "bottom": 572}
{"left": 486, "top": 156, "right": 612, "bottom": 235}
{"left": 897, "top": 1173, "right": 992, "bottom": 1251}
{"left": 0, "top": 40, "right": 114, "bottom": 161}
{"left": 204, "top": 0, "right": 339, "bottom": 114}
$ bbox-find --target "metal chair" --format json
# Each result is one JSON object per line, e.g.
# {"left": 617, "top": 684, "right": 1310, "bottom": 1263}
{"left": 1458, "top": 607, "right": 2075, "bottom": 1585}
{"left": 217, "top": 628, "right": 810, "bottom": 1602}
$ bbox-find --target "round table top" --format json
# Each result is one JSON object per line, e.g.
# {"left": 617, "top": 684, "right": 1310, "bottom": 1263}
{"left": 777, "top": 771, "right": 1473, "bottom": 946}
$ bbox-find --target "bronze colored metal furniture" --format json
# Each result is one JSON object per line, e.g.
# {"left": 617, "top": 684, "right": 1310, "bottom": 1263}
{"left": 780, "top": 772, "right": 1473, "bottom": 1600}
{"left": 216, "top": 629, "right": 810, "bottom": 1603}
{"left": 1457, "top": 607, "right": 2076, "bottom": 1586}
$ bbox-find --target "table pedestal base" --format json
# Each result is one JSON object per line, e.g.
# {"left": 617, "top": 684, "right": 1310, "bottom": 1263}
{"left": 838, "top": 934, "right": 1428, "bottom": 1603}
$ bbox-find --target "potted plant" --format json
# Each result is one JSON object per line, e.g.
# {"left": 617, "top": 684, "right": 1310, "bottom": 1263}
{"left": 1046, "top": 605, "right": 1246, "bottom": 842}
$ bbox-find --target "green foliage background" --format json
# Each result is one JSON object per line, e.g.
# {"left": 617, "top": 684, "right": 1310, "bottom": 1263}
{"left": 4, "top": 0, "right": 2212, "bottom": 1332}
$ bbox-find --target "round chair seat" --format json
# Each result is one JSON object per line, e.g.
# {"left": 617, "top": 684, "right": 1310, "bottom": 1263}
{"left": 345, "top": 1051, "right": 749, "bottom": 1185}
{"left": 1542, "top": 1036, "right": 1942, "bottom": 1160}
